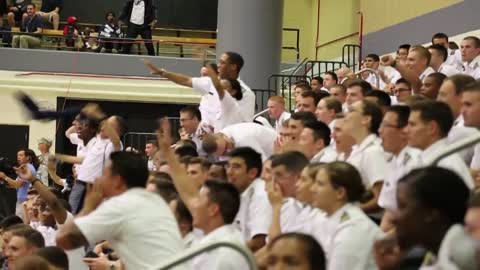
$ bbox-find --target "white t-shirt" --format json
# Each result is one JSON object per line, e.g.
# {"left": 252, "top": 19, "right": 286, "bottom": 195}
{"left": 221, "top": 123, "right": 277, "bottom": 161}
{"left": 234, "top": 178, "right": 272, "bottom": 240}
{"left": 237, "top": 79, "right": 256, "bottom": 122}
{"left": 75, "top": 188, "right": 184, "bottom": 270}
{"left": 58, "top": 212, "right": 88, "bottom": 270}
{"left": 216, "top": 92, "right": 247, "bottom": 130}
{"left": 130, "top": 0, "right": 145, "bottom": 25}
{"left": 191, "top": 225, "right": 249, "bottom": 270}
{"left": 191, "top": 77, "right": 221, "bottom": 127}
{"left": 346, "top": 134, "right": 387, "bottom": 188}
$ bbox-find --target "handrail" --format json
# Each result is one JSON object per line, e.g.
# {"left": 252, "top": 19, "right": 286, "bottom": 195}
{"left": 152, "top": 240, "right": 258, "bottom": 270}
{"left": 354, "top": 68, "right": 379, "bottom": 89}
{"left": 253, "top": 109, "right": 269, "bottom": 120}
{"left": 426, "top": 133, "right": 480, "bottom": 166}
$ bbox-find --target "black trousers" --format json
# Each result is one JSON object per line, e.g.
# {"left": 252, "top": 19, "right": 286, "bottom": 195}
{"left": 122, "top": 23, "right": 155, "bottom": 56}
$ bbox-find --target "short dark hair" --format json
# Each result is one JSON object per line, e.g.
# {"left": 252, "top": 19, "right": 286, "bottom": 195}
{"left": 180, "top": 106, "right": 202, "bottom": 122}
{"left": 146, "top": 140, "right": 158, "bottom": 148}
{"left": 395, "top": 78, "right": 411, "bottom": 88}
{"left": 366, "top": 90, "right": 391, "bottom": 107}
{"left": 426, "top": 72, "right": 447, "bottom": 87}
{"left": 432, "top": 32, "right": 449, "bottom": 43}
{"left": 366, "top": 53, "right": 380, "bottom": 62}
{"left": 387, "top": 105, "right": 411, "bottom": 128}
{"left": 0, "top": 215, "right": 23, "bottom": 230}
{"left": 268, "top": 233, "right": 326, "bottom": 270}
{"left": 19, "top": 148, "right": 40, "bottom": 170}
{"left": 324, "top": 71, "right": 338, "bottom": 83}
{"left": 11, "top": 227, "right": 45, "bottom": 249}
{"left": 303, "top": 121, "right": 331, "bottom": 146}
{"left": 428, "top": 44, "right": 448, "bottom": 62}
{"left": 112, "top": 115, "right": 127, "bottom": 136}
{"left": 322, "top": 96, "right": 342, "bottom": 114}
{"left": 360, "top": 100, "right": 383, "bottom": 135}
{"left": 462, "top": 80, "right": 480, "bottom": 94}
{"left": 35, "top": 247, "right": 69, "bottom": 270}
{"left": 347, "top": 79, "right": 372, "bottom": 96}
{"left": 148, "top": 172, "right": 177, "bottom": 202}
{"left": 290, "top": 111, "right": 317, "bottom": 126}
{"left": 176, "top": 139, "right": 197, "bottom": 150}
{"left": 320, "top": 162, "right": 365, "bottom": 202}
{"left": 300, "top": 91, "right": 321, "bottom": 107}
{"left": 399, "top": 167, "right": 469, "bottom": 225}
{"left": 175, "top": 198, "right": 192, "bottom": 225}
{"left": 204, "top": 180, "right": 240, "bottom": 224}
{"left": 331, "top": 84, "right": 346, "bottom": 94}
{"left": 174, "top": 145, "right": 199, "bottom": 158}
{"left": 469, "top": 192, "right": 480, "bottom": 208}
{"left": 228, "top": 147, "right": 262, "bottom": 177}
{"left": 463, "top": 36, "right": 480, "bottom": 48}
{"left": 312, "top": 76, "right": 324, "bottom": 84}
{"left": 446, "top": 74, "right": 476, "bottom": 95}
{"left": 271, "top": 151, "right": 309, "bottom": 174}
{"left": 27, "top": 3, "right": 36, "bottom": 8}
{"left": 397, "top": 44, "right": 411, "bottom": 52}
{"left": 294, "top": 80, "right": 311, "bottom": 89}
{"left": 105, "top": 11, "right": 116, "bottom": 20}
{"left": 410, "top": 100, "right": 454, "bottom": 137}
{"left": 225, "top": 52, "right": 245, "bottom": 73}
{"left": 225, "top": 78, "right": 243, "bottom": 100}
{"left": 188, "top": 157, "right": 211, "bottom": 171}
{"left": 109, "top": 151, "right": 149, "bottom": 189}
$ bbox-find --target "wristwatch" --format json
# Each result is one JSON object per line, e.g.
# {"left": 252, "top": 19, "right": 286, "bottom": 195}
{"left": 109, "top": 262, "right": 116, "bottom": 270}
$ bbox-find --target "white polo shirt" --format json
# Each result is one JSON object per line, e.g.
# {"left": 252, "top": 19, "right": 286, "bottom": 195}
{"left": 68, "top": 133, "right": 86, "bottom": 157}
{"left": 221, "top": 123, "right": 277, "bottom": 161}
{"left": 234, "top": 178, "right": 272, "bottom": 240}
{"left": 316, "top": 203, "right": 382, "bottom": 270}
{"left": 311, "top": 146, "right": 338, "bottom": 163}
{"left": 438, "top": 63, "right": 461, "bottom": 77}
{"left": 192, "top": 77, "right": 221, "bottom": 127}
{"left": 419, "top": 138, "right": 474, "bottom": 190}
{"left": 238, "top": 79, "right": 256, "bottom": 121}
{"left": 462, "top": 55, "right": 480, "bottom": 79}
{"left": 378, "top": 146, "right": 421, "bottom": 211}
{"left": 346, "top": 134, "right": 387, "bottom": 188}
{"left": 191, "top": 224, "right": 249, "bottom": 270}
{"left": 77, "top": 137, "right": 121, "bottom": 183}
{"left": 215, "top": 92, "right": 247, "bottom": 130}
{"left": 275, "top": 111, "right": 291, "bottom": 133}
{"left": 75, "top": 188, "right": 184, "bottom": 270}
{"left": 448, "top": 115, "right": 478, "bottom": 164}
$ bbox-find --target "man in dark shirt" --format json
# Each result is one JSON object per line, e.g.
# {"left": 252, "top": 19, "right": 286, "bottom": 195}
{"left": 12, "top": 3, "right": 43, "bottom": 48}
{"left": 119, "top": 0, "right": 157, "bottom": 56}
{"left": 7, "top": 0, "right": 30, "bottom": 27}
{"left": 36, "top": 0, "right": 62, "bottom": 30}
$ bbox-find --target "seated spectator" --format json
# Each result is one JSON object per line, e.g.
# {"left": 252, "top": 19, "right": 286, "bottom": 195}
{"left": 365, "top": 89, "right": 392, "bottom": 115}
{"left": 12, "top": 3, "right": 43, "bottom": 49}
{"left": 146, "top": 172, "right": 177, "bottom": 202}
{"left": 299, "top": 121, "right": 337, "bottom": 163}
{"left": 208, "top": 161, "right": 227, "bottom": 181}
{"left": 310, "top": 161, "right": 381, "bottom": 270}
{"left": 55, "top": 152, "right": 184, "bottom": 269}
{"left": 330, "top": 84, "right": 348, "bottom": 111}
{"left": 428, "top": 44, "right": 461, "bottom": 76}
{"left": 98, "top": 11, "right": 122, "bottom": 53}
{"left": 286, "top": 111, "right": 316, "bottom": 142}
{"left": 168, "top": 198, "right": 199, "bottom": 248}
{"left": 315, "top": 96, "right": 342, "bottom": 130}
{"left": 419, "top": 72, "right": 446, "bottom": 99}
{"left": 177, "top": 106, "right": 214, "bottom": 155}
{"left": 186, "top": 157, "right": 211, "bottom": 188}
{"left": 460, "top": 36, "right": 480, "bottom": 79}
{"left": 145, "top": 140, "right": 158, "bottom": 171}
{"left": 34, "top": 246, "right": 69, "bottom": 270}
{"left": 5, "top": 227, "right": 45, "bottom": 269}
{"left": 377, "top": 167, "right": 477, "bottom": 270}
{"left": 267, "top": 96, "right": 291, "bottom": 133}
{"left": 331, "top": 114, "right": 355, "bottom": 160}
{"left": 297, "top": 91, "right": 322, "bottom": 113}
{"left": 345, "top": 79, "right": 371, "bottom": 108}
{"left": 36, "top": 0, "right": 61, "bottom": 30}
{"left": 335, "top": 67, "right": 353, "bottom": 84}
{"left": 7, "top": 0, "right": 29, "bottom": 27}
{"left": 393, "top": 78, "right": 413, "bottom": 104}
{"left": 363, "top": 54, "right": 387, "bottom": 89}
{"left": 323, "top": 71, "right": 338, "bottom": 91}
{"left": 174, "top": 145, "right": 198, "bottom": 159}
{"left": 265, "top": 233, "right": 326, "bottom": 270}
{"left": 431, "top": 32, "right": 462, "bottom": 69}
{"left": 310, "top": 76, "right": 324, "bottom": 93}
{"left": 202, "top": 122, "right": 277, "bottom": 161}
{"left": 11, "top": 255, "right": 51, "bottom": 270}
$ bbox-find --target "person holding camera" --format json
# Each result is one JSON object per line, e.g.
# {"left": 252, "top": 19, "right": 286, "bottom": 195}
{"left": 0, "top": 148, "right": 39, "bottom": 221}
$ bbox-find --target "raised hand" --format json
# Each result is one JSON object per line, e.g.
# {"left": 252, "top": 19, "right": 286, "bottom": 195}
{"left": 266, "top": 180, "right": 283, "bottom": 207}
{"left": 381, "top": 55, "right": 395, "bottom": 67}
{"left": 13, "top": 165, "right": 34, "bottom": 182}
{"left": 157, "top": 117, "right": 173, "bottom": 150}
{"left": 143, "top": 59, "right": 165, "bottom": 76}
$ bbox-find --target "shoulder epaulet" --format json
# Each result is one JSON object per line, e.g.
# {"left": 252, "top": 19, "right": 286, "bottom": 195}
{"left": 402, "top": 152, "right": 411, "bottom": 165}
{"left": 474, "top": 63, "right": 479, "bottom": 70}
{"left": 340, "top": 212, "right": 350, "bottom": 223}
{"left": 450, "top": 50, "right": 455, "bottom": 56}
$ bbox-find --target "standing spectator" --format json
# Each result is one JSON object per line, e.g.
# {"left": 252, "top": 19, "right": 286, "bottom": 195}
{"left": 0, "top": 149, "right": 38, "bottom": 220}
{"left": 345, "top": 79, "right": 371, "bottom": 107}
{"left": 393, "top": 78, "right": 413, "bottom": 104}
{"left": 177, "top": 106, "right": 214, "bottom": 155}
{"left": 12, "top": 3, "right": 42, "bottom": 49}
{"left": 98, "top": 11, "right": 121, "bottom": 53}
{"left": 296, "top": 91, "right": 322, "bottom": 114}
{"left": 119, "top": 0, "right": 157, "bottom": 56}
{"left": 363, "top": 54, "right": 387, "bottom": 89}
{"left": 145, "top": 140, "right": 158, "bottom": 171}
{"left": 7, "top": 0, "right": 30, "bottom": 27}
{"left": 36, "top": 0, "right": 61, "bottom": 30}
{"left": 419, "top": 72, "right": 446, "bottom": 99}
{"left": 330, "top": 84, "right": 348, "bottom": 111}
{"left": 267, "top": 96, "right": 290, "bottom": 133}
{"left": 315, "top": 96, "right": 342, "bottom": 130}
{"left": 37, "top": 138, "right": 52, "bottom": 166}
{"left": 310, "top": 76, "right": 324, "bottom": 93}
{"left": 56, "top": 152, "right": 184, "bottom": 270}
{"left": 322, "top": 71, "right": 338, "bottom": 91}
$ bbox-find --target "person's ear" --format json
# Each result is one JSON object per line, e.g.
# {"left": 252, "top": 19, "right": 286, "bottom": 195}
{"left": 335, "top": 186, "right": 347, "bottom": 201}
{"left": 247, "top": 167, "right": 259, "bottom": 180}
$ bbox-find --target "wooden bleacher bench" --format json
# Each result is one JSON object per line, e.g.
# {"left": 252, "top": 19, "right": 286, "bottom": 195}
{"left": 152, "top": 36, "right": 216, "bottom": 46}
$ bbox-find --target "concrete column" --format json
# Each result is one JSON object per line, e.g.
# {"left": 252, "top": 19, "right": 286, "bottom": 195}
{"left": 216, "top": 0, "right": 284, "bottom": 90}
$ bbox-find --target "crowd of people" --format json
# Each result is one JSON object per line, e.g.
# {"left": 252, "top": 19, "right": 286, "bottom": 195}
{"left": 0, "top": 31, "right": 480, "bottom": 270}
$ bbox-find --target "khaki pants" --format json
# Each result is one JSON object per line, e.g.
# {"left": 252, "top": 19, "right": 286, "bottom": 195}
{"left": 12, "top": 35, "right": 41, "bottom": 49}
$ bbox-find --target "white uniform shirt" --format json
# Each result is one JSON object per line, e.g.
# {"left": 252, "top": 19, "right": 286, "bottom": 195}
{"left": 366, "top": 73, "right": 386, "bottom": 89}
{"left": 58, "top": 212, "right": 87, "bottom": 270}
{"left": 471, "top": 143, "right": 480, "bottom": 170}
{"left": 130, "top": 0, "right": 145, "bottom": 25}
{"left": 445, "top": 49, "right": 463, "bottom": 69}
{"left": 316, "top": 203, "right": 382, "bottom": 270}
{"left": 420, "top": 67, "right": 435, "bottom": 83}
{"left": 378, "top": 146, "right": 421, "bottom": 211}
{"left": 238, "top": 79, "right": 256, "bottom": 121}
{"left": 346, "top": 134, "right": 387, "bottom": 188}
{"left": 190, "top": 122, "right": 214, "bottom": 156}
{"left": 438, "top": 63, "right": 461, "bottom": 77}
{"left": 68, "top": 133, "right": 86, "bottom": 157}
{"left": 75, "top": 188, "right": 184, "bottom": 270}
{"left": 462, "top": 55, "right": 480, "bottom": 79}
{"left": 275, "top": 111, "right": 291, "bottom": 133}
{"left": 147, "top": 159, "right": 156, "bottom": 171}
{"left": 77, "top": 137, "right": 121, "bottom": 183}
{"left": 221, "top": 123, "right": 277, "bottom": 161}
{"left": 234, "top": 178, "right": 272, "bottom": 240}
{"left": 216, "top": 92, "right": 247, "bottom": 130}
{"left": 191, "top": 77, "right": 221, "bottom": 127}
{"left": 448, "top": 115, "right": 478, "bottom": 164}
{"left": 191, "top": 225, "right": 248, "bottom": 270}
{"left": 419, "top": 138, "right": 474, "bottom": 189}
{"left": 311, "top": 146, "right": 338, "bottom": 163}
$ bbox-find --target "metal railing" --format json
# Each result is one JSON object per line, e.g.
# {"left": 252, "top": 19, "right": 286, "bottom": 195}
{"left": 153, "top": 240, "right": 257, "bottom": 270}
{"left": 342, "top": 44, "right": 362, "bottom": 72}
{"left": 355, "top": 68, "right": 380, "bottom": 89}
{"left": 268, "top": 75, "right": 311, "bottom": 112}
{"left": 304, "top": 60, "right": 348, "bottom": 78}
{"left": 123, "top": 118, "right": 180, "bottom": 151}
{"left": 282, "top": 28, "right": 300, "bottom": 62}
{"left": 252, "top": 89, "right": 277, "bottom": 113}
